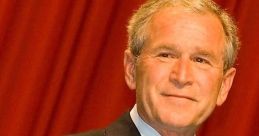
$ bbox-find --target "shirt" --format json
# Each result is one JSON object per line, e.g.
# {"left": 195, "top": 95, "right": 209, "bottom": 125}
{"left": 130, "top": 105, "right": 161, "bottom": 136}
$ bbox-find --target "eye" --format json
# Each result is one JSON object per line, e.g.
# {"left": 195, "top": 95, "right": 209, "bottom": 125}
{"left": 194, "top": 57, "right": 210, "bottom": 64}
{"left": 158, "top": 53, "right": 170, "bottom": 58}
{"left": 157, "top": 52, "right": 177, "bottom": 59}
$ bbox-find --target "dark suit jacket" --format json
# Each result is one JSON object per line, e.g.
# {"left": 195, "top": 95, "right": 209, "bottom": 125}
{"left": 71, "top": 112, "right": 141, "bottom": 136}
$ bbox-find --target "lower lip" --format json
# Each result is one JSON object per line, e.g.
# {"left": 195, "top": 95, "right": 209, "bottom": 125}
{"left": 162, "top": 94, "right": 196, "bottom": 102}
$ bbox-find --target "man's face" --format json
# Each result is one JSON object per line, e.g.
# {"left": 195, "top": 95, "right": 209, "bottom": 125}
{"left": 124, "top": 7, "right": 236, "bottom": 131}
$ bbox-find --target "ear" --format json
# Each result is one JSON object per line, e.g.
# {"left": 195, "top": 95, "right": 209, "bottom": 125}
{"left": 216, "top": 68, "right": 236, "bottom": 106}
{"left": 124, "top": 49, "right": 137, "bottom": 90}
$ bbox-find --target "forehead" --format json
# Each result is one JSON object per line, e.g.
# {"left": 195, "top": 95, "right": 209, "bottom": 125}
{"left": 149, "top": 7, "right": 224, "bottom": 37}
{"left": 145, "top": 7, "right": 225, "bottom": 53}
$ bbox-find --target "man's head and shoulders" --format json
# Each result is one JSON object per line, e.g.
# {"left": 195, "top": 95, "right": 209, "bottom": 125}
{"left": 72, "top": 0, "right": 240, "bottom": 135}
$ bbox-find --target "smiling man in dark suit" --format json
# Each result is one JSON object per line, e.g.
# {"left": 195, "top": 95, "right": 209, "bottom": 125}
{"left": 72, "top": 0, "right": 240, "bottom": 136}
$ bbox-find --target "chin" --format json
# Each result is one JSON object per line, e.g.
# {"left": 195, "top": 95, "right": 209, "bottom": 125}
{"left": 156, "top": 111, "right": 198, "bottom": 129}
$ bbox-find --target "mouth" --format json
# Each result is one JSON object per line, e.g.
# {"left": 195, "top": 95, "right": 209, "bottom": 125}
{"left": 161, "top": 93, "right": 198, "bottom": 102}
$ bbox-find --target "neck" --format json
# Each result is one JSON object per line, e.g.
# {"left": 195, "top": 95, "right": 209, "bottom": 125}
{"left": 151, "top": 122, "right": 197, "bottom": 136}
{"left": 157, "top": 127, "right": 196, "bottom": 136}
{"left": 137, "top": 107, "right": 197, "bottom": 136}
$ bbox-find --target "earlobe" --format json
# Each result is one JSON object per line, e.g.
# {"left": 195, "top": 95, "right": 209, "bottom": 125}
{"left": 124, "top": 49, "right": 136, "bottom": 90}
{"left": 216, "top": 68, "right": 236, "bottom": 106}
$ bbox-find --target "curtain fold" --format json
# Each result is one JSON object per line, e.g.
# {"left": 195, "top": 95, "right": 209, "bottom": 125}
{"left": 0, "top": 0, "right": 258, "bottom": 136}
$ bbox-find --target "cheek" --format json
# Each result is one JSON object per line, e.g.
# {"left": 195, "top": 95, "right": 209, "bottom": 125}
{"left": 137, "top": 61, "right": 170, "bottom": 89}
{"left": 194, "top": 69, "right": 222, "bottom": 102}
{"left": 135, "top": 62, "right": 171, "bottom": 103}
{"left": 191, "top": 69, "right": 223, "bottom": 123}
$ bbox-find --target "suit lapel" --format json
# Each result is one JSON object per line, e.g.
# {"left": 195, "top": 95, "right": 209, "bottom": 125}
{"left": 105, "top": 112, "right": 141, "bottom": 136}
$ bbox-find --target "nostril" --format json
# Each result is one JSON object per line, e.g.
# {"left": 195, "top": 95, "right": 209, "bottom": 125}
{"left": 171, "top": 78, "right": 192, "bottom": 89}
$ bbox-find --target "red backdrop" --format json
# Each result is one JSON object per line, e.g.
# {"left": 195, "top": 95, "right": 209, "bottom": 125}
{"left": 0, "top": 0, "right": 258, "bottom": 136}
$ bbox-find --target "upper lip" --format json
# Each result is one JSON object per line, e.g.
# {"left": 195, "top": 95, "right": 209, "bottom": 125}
{"left": 161, "top": 93, "right": 198, "bottom": 102}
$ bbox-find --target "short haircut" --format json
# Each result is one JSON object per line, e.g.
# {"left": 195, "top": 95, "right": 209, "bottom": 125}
{"left": 127, "top": 0, "right": 240, "bottom": 72}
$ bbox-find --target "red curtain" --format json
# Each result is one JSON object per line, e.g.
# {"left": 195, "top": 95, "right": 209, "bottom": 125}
{"left": 0, "top": 0, "right": 258, "bottom": 136}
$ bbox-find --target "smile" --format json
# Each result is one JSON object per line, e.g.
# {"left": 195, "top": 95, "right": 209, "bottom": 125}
{"left": 161, "top": 93, "right": 198, "bottom": 102}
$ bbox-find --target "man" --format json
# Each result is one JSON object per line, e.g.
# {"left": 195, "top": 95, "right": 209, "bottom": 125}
{"left": 73, "top": 0, "right": 240, "bottom": 135}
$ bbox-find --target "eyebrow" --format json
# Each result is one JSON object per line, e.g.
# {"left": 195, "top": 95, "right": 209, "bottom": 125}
{"left": 149, "top": 44, "right": 180, "bottom": 54}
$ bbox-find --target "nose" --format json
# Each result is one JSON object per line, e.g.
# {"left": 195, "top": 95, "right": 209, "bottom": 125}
{"left": 169, "top": 58, "right": 193, "bottom": 89}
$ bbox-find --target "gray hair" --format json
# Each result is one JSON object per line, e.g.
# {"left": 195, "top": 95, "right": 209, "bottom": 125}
{"left": 127, "top": 0, "right": 240, "bottom": 72}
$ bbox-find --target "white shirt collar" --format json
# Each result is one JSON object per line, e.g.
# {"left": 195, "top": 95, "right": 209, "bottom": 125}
{"left": 130, "top": 104, "right": 161, "bottom": 136}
